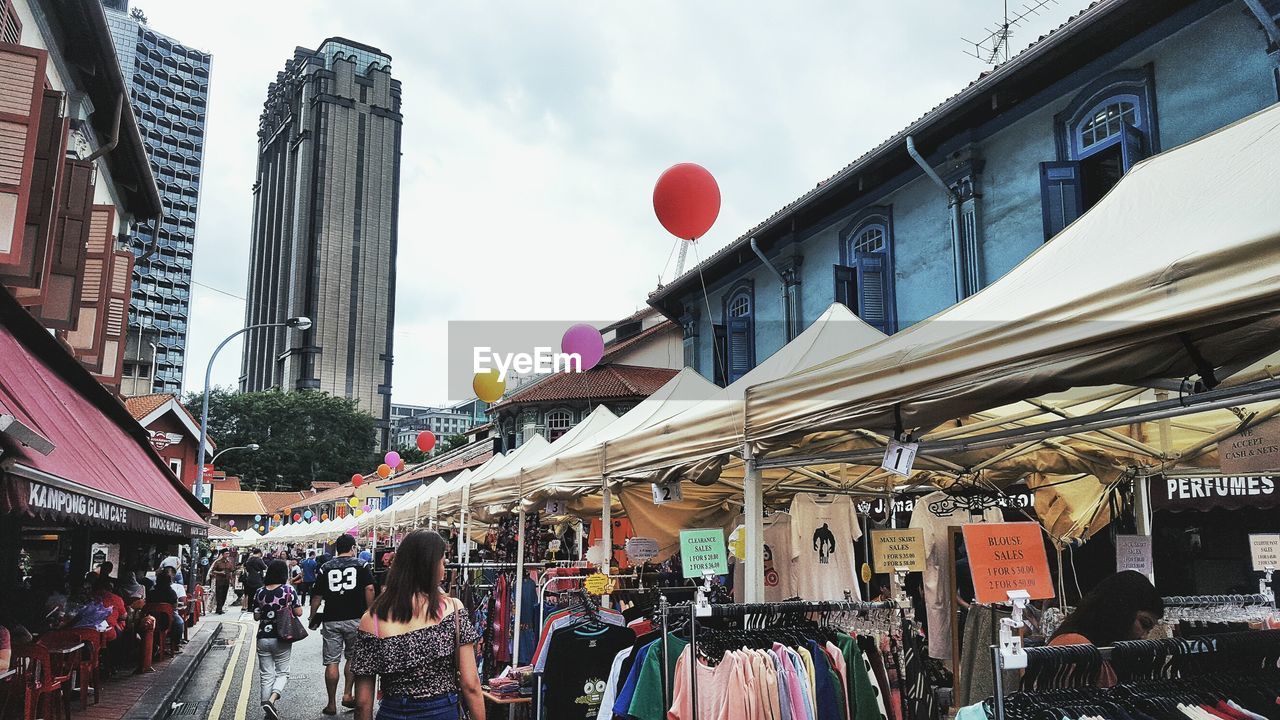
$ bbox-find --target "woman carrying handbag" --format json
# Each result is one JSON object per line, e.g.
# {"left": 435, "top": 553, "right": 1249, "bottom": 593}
{"left": 255, "top": 560, "right": 306, "bottom": 720}
{"left": 351, "top": 530, "right": 485, "bottom": 720}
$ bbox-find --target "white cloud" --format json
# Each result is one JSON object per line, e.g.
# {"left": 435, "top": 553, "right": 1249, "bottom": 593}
{"left": 154, "top": 0, "right": 1090, "bottom": 404}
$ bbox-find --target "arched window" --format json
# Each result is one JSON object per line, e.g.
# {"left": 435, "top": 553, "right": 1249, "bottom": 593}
{"left": 835, "top": 211, "right": 895, "bottom": 334}
{"left": 545, "top": 409, "right": 573, "bottom": 440}
{"left": 721, "top": 284, "right": 755, "bottom": 384}
{"left": 851, "top": 223, "right": 887, "bottom": 254}
{"left": 1076, "top": 96, "right": 1140, "bottom": 154}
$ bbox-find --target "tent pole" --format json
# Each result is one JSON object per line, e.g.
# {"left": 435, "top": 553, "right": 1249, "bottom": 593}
{"left": 1141, "top": 391, "right": 1172, "bottom": 539}
{"left": 743, "top": 443, "right": 765, "bottom": 603}
{"left": 600, "top": 479, "right": 612, "bottom": 573}
{"left": 512, "top": 481, "right": 526, "bottom": 670}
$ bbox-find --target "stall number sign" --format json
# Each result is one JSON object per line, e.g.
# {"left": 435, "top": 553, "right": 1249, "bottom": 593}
{"left": 625, "top": 537, "right": 659, "bottom": 562}
{"left": 870, "top": 529, "right": 926, "bottom": 573}
{"left": 881, "top": 440, "right": 919, "bottom": 478}
{"left": 1115, "top": 535, "right": 1153, "bottom": 578}
{"left": 652, "top": 480, "right": 683, "bottom": 505}
{"left": 679, "top": 528, "right": 728, "bottom": 579}
{"left": 1249, "top": 533, "right": 1280, "bottom": 571}
{"left": 544, "top": 499, "right": 568, "bottom": 516}
{"left": 962, "top": 522, "right": 1055, "bottom": 604}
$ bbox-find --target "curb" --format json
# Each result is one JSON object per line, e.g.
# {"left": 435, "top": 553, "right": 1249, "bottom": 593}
{"left": 122, "top": 620, "right": 223, "bottom": 720}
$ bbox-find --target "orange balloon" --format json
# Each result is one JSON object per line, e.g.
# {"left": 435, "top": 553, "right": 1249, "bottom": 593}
{"left": 376, "top": 463, "right": 391, "bottom": 478}
{"left": 396, "top": 460, "right": 406, "bottom": 472}
{"left": 321, "top": 513, "right": 329, "bottom": 521}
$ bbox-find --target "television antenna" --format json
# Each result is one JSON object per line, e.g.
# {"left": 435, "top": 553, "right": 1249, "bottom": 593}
{"left": 962, "top": 0, "right": 1058, "bottom": 65}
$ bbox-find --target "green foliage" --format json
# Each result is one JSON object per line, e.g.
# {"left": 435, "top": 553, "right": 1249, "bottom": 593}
{"left": 439, "top": 434, "right": 469, "bottom": 453}
{"left": 184, "top": 388, "right": 379, "bottom": 491}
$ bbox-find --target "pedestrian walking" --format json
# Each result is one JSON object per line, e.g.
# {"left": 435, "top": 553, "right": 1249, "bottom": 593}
{"left": 255, "top": 560, "right": 303, "bottom": 720}
{"left": 298, "top": 551, "right": 318, "bottom": 603}
{"left": 351, "top": 529, "right": 484, "bottom": 720}
{"left": 312, "top": 534, "right": 374, "bottom": 716}
{"left": 243, "top": 549, "right": 266, "bottom": 611}
{"left": 208, "top": 549, "right": 235, "bottom": 614}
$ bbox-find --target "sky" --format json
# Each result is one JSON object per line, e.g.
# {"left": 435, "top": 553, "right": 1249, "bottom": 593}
{"left": 147, "top": 0, "right": 1090, "bottom": 406}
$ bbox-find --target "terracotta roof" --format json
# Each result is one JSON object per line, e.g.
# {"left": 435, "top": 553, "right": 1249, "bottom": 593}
{"left": 295, "top": 478, "right": 391, "bottom": 507}
{"left": 310, "top": 481, "right": 339, "bottom": 490}
{"left": 649, "top": 0, "right": 1121, "bottom": 305}
{"left": 260, "top": 491, "right": 313, "bottom": 513}
{"left": 492, "top": 364, "right": 679, "bottom": 409}
{"left": 399, "top": 440, "right": 495, "bottom": 483}
{"left": 211, "top": 490, "right": 267, "bottom": 516}
{"left": 601, "top": 320, "right": 678, "bottom": 364}
{"left": 123, "top": 393, "right": 171, "bottom": 420}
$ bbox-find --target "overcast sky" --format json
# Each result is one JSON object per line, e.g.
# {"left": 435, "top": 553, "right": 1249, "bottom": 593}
{"left": 148, "top": 0, "right": 1088, "bottom": 406}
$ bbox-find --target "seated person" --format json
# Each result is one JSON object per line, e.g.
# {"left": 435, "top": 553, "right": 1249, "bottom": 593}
{"left": 93, "top": 575, "right": 127, "bottom": 643}
{"left": 146, "top": 571, "right": 185, "bottom": 649}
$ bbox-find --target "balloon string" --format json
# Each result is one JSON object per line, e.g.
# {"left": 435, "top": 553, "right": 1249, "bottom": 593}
{"left": 659, "top": 237, "right": 680, "bottom": 286}
{"left": 691, "top": 242, "right": 748, "bottom": 441}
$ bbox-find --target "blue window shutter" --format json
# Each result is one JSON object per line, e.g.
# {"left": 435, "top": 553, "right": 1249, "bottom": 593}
{"left": 853, "top": 252, "right": 892, "bottom": 334}
{"left": 1120, "top": 123, "right": 1146, "bottom": 171}
{"left": 726, "top": 317, "right": 752, "bottom": 384}
{"left": 833, "top": 264, "right": 856, "bottom": 314}
{"left": 1040, "top": 161, "right": 1082, "bottom": 241}
{"left": 712, "top": 323, "right": 727, "bottom": 386}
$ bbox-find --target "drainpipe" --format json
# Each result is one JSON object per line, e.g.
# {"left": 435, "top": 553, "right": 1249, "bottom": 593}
{"left": 750, "top": 237, "right": 793, "bottom": 340}
{"left": 906, "top": 136, "right": 964, "bottom": 303}
{"left": 85, "top": 93, "right": 122, "bottom": 162}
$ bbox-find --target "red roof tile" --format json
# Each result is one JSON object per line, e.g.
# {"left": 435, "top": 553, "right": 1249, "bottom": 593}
{"left": 123, "top": 393, "right": 171, "bottom": 420}
{"left": 492, "top": 364, "right": 678, "bottom": 408}
{"left": 260, "top": 491, "right": 314, "bottom": 513}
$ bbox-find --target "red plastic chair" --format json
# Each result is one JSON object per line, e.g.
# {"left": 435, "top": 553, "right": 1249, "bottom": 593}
{"left": 36, "top": 630, "right": 92, "bottom": 711}
{"left": 142, "top": 603, "right": 175, "bottom": 660}
{"left": 190, "top": 585, "right": 205, "bottom": 625}
{"left": 11, "top": 643, "right": 70, "bottom": 720}
{"left": 66, "top": 628, "right": 103, "bottom": 707}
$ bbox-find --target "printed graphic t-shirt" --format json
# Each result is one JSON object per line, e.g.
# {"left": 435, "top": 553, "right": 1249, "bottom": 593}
{"left": 317, "top": 556, "right": 373, "bottom": 621}
{"left": 731, "top": 512, "right": 794, "bottom": 601}
{"left": 789, "top": 494, "right": 863, "bottom": 601}
{"left": 542, "top": 623, "right": 634, "bottom": 720}
{"left": 255, "top": 584, "right": 300, "bottom": 639}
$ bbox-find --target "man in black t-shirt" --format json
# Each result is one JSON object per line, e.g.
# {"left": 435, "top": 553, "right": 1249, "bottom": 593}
{"left": 310, "top": 534, "right": 373, "bottom": 715}
{"left": 242, "top": 549, "right": 267, "bottom": 612}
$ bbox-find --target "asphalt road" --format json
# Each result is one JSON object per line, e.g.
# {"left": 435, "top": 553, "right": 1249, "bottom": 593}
{"left": 171, "top": 607, "right": 351, "bottom": 720}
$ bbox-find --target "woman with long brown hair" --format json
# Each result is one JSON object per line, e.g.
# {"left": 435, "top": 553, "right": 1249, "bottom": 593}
{"left": 351, "top": 529, "right": 484, "bottom": 720}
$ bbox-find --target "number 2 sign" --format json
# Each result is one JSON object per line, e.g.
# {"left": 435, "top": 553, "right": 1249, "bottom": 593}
{"left": 881, "top": 439, "right": 919, "bottom": 478}
{"left": 651, "top": 480, "right": 683, "bottom": 505}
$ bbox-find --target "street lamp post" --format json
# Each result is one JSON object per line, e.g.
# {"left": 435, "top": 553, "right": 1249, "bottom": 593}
{"left": 210, "top": 443, "right": 260, "bottom": 465}
{"left": 191, "top": 317, "right": 310, "bottom": 588}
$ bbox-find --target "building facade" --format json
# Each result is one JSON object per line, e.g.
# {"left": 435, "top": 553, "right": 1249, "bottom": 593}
{"left": 390, "top": 403, "right": 475, "bottom": 448}
{"left": 649, "top": 0, "right": 1280, "bottom": 388}
{"left": 240, "top": 38, "right": 402, "bottom": 449}
{"left": 101, "top": 2, "right": 210, "bottom": 396}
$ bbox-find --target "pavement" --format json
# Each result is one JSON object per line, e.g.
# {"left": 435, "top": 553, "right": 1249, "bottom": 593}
{"left": 164, "top": 607, "right": 350, "bottom": 720}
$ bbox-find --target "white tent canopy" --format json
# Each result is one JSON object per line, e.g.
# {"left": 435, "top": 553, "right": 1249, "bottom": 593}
{"left": 744, "top": 104, "right": 1280, "bottom": 454}
{"left": 438, "top": 434, "right": 553, "bottom": 515}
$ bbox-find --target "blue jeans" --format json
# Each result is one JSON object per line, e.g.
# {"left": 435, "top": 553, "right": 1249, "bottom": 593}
{"left": 375, "top": 694, "right": 461, "bottom": 720}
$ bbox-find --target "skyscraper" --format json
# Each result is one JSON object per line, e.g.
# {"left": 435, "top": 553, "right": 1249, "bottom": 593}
{"left": 240, "top": 38, "right": 401, "bottom": 449}
{"left": 101, "top": 1, "right": 211, "bottom": 396}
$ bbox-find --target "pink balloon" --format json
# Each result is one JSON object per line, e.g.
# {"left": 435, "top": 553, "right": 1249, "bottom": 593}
{"left": 384, "top": 450, "right": 401, "bottom": 468}
{"left": 347, "top": 528, "right": 359, "bottom": 537}
{"left": 561, "top": 324, "right": 604, "bottom": 372}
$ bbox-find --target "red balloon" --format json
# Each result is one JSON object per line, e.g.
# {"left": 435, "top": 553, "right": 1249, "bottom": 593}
{"left": 417, "top": 431, "right": 436, "bottom": 453}
{"left": 292, "top": 513, "right": 301, "bottom": 522}
{"left": 653, "top": 163, "right": 721, "bottom": 241}
{"left": 352, "top": 474, "right": 364, "bottom": 488}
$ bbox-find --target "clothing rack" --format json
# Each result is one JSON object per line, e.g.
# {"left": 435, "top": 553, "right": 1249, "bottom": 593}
{"left": 659, "top": 594, "right": 907, "bottom": 720}
{"left": 1162, "top": 592, "right": 1273, "bottom": 606}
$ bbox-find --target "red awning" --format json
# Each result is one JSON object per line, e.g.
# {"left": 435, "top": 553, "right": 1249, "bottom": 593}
{"left": 0, "top": 293, "right": 206, "bottom": 535}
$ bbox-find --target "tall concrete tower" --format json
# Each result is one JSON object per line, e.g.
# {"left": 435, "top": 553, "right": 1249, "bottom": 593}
{"left": 241, "top": 38, "right": 401, "bottom": 449}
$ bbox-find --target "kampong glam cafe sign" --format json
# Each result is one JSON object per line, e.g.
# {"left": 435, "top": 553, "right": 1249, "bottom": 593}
{"left": 25, "top": 480, "right": 205, "bottom": 537}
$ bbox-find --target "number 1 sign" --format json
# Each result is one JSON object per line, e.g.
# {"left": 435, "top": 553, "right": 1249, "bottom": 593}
{"left": 881, "top": 439, "right": 919, "bottom": 478}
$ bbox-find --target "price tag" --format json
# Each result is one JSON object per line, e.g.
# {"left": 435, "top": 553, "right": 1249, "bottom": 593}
{"left": 625, "top": 537, "right": 659, "bottom": 562}
{"left": 962, "top": 522, "right": 1055, "bottom": 605}
{"left": 544, "top": 499, "right": 567, "bottom": 516}
{"left": 881, "top": 439, "right": 919, "bottom": 477}
{"left": 679, "top": 528, "right": 728, "bottom": 579}
{"left": 1250, "top": 533, "right": 1280, "bottom": 571}
{"left": 1115, "top": 535, "right": 1153, "bottom": 578}
{"left": 583, "top": 573, "right": 612, "bottom": 596}
{"left": 870, "top": 528, "right": 926, "bottom": 573}
{"left": 651, "top": 480, "right": 683, "bottom": 505}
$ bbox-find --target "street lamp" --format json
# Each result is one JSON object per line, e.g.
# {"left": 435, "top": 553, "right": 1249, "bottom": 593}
{"left": 210, "top": 443, "right": 260, "bottom": 465}
{"left": 194, "top": 317, "right": 310, "bottom": 506}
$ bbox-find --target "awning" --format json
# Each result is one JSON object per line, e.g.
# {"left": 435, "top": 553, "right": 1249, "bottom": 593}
{"left": 744, "top": 103, "right": 1280, "bottom": 451}
{"left": 0, "top": 288, "right": 207, "bottom": 538}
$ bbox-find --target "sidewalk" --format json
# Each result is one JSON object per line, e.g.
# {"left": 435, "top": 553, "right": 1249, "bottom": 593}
{"left": 73, "top": 621, "right": 222, "bottom": 720}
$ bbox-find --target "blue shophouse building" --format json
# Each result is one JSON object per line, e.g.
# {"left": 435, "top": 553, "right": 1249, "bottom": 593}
{"left": 648, "top": 0, "right": 1280, "bottom": 385}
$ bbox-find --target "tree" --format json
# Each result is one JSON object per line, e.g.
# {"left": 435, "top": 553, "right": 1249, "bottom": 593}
{"left": 184, "top": 388, "right": 379, "bottom": 491}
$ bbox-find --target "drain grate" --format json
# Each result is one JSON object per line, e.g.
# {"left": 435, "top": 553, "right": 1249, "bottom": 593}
{"left": 166, "top": 701, "right": 209, "bottom": 718}
{"left": 210, "top": 638, "right": 234, "bottom": 649}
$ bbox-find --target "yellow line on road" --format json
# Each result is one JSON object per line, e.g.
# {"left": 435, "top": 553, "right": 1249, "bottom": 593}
{"left": 233, "top": 620, "right": 259, "bottom": 720}
{"left": 207, "top": 620, "right": 248, "bottom": 720}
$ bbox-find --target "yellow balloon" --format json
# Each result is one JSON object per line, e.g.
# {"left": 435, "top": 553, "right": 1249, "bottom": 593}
{"left": 348, "top": 497, "right": 360, "bottom": 508}
{"left": 472, "top": 369, "right": 505, "bottom": 404}
{"left": 354, "top": 508, "right": 364, "bottom": 516}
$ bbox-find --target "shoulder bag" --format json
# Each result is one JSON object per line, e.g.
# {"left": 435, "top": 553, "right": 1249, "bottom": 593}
{"left": 453, "top": 602, "right": 469, "bottom": 719}
{"left": 276, "top": 586, "right": 309, "bottom": 643}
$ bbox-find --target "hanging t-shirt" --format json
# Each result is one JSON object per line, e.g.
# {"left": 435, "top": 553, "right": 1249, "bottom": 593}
{"left": 789, "top": 494, "right": 863, "bottom": 601}
{"left": 542, "top": 623, "right": 634, "bottom": 720}
{"left": 731, "top": 513, "right": 794, "bottom": 602}
{"left": 907, "top": 490, "right": 1002, "bottom": 666}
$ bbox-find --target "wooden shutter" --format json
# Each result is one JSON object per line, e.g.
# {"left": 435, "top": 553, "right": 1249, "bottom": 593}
{"left": 833, "top": 264, "right": 856, "bottom": 314}
{"left": 712, "top": 323, "right": 727, "bottom": 387}
{"left": 1119, "top": 123, "right": 1146, "bottom": 172}
{"left": 0, "top": 87, "right": 65, "bottom": 293}
{"left": 30, "top": 158, "right": 95, "bottom": 328}
{"left": 63, "top": 204, "right": 115, "bottom": 371}
{"left": 0, "top": 43, "right": 47, "bottom": 264}
{"left": 1040, "top": 161, "right": 1082, "bottom": 241}
{"left": 0, "top": 0, "right": 21, "bottom": 45}
{"left": 854, "top": 252, "right": 892, "bottom": 334}
{"left": 97, "top": 248, "right": 134, "bottom": 393}
{"left": 726, "top": 316, "right": 752, "bottom": 384}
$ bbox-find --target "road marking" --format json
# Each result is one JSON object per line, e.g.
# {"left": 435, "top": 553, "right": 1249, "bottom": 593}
{"left": 233, "top": 620, "right": 259, "bottom": 720}
{"left": 207, "top": 621, "right": 249, "bottom": 720}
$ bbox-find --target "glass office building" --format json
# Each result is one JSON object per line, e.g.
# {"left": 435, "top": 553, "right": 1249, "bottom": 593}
{"left": 103, "top": 2, "right": 211, "bottom": 395}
